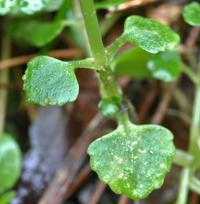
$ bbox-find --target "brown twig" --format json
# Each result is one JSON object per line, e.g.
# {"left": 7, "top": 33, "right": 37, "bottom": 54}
{"left": 88, "top": 182, "right": 107, "bottom": 204}
{"left": 109, "top": 0, "right": 159, "bottom": 12}
{"left": 0, "top": 82, "right": 21, "bottom": 91}
{"left": 138, "top": 83, "right": 158, "bottom": 121}
{"left": 118, "top": 195, "right": 130, "bottom": 204}
{"left": 151, "top": 82, "right": 177, "bottom": 124}
{"left": 65, "top": 164, "right": 91, "bottom": 199}
{"left": 39, "top": 114, "right": 106, "bottom": 204}
{"left": 186, "top": 27, "right": 200, "bottom": 49}
{"left": 0, "top": 48, "right": 83, "bottom": 70}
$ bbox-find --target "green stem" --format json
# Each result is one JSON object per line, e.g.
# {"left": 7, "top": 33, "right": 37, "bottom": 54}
{"left": 174, "top": 149, "right": 194, "bottom": 167}
{"left": 176, "top": 168, "right": 190, "bottom": 204}
{"left": 79, "top": 0, "right": 122, "bottom": 100}
{"left": 79, "top": 0, "right": 128, "bottom": 126}
{"left": 188, "top": 83, "right": 200, "bottom": 156}
{"left": 106, "top": 35, "right": 126, "bottom": 60}
{"left": 176, "top": 69, "right": 200, "bottom": 203}
{"left": 79, "top": 0, "right": 107, "bottom": 67}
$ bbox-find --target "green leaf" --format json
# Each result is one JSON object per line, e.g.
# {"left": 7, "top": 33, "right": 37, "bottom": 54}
{"left": 88, "top": 122, "right": 175, "bottom": 200}
{"left": 123, "top": 15, "right": 180, "bottom": 53}
{"left": 0, "top": 134, "right": 21, "bottom": 193}
{"left": 23, "top": 56, "right": 79, "bottom": 105}
{"left": 95, "top": 0, "right": 125, "bottom": 9}
{"left": 183, "top": 2, "right": 200, "bottom": 26}
{"left": 0, "top": 0, "right": 16, "bottom": 15}
{"left": 112, "top": 47, "right": 153, "bottom": 78}
{"left": 10, "top": 20, "right": 65, "bottom": 47}
{"left": 0, "top": 191, "right": 15, "bottom": 204}
{"left": 147, "top": 50, "right": 182, "bottom": 82}
{"left": 0, "top": 0, "right": 64, "bottom": 15}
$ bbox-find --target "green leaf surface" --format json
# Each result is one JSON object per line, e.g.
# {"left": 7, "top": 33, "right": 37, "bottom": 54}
{"left": 0, "top": 191, "right": 15, "bottom": 204}
{"left": 0, "top": 0, "right": 64, "bottom": 15}
{"left": 183, "top": 2, "right": 200, "bottom": 26}
{"left": 147, "top": 51, "right": 182, "bottom": 82}
{"left": 112, "top": 47, "right": 153, "bottom": 78}
{"left": 123, "top": 15, "right": 180, "bottom": 53}
{"left": 10, "top": 20, "right": 65, "bottom": 47}
{"left": 95, "top": 0, "right": 125, "bottom": 9}
{"left": 23, "top": 56, "right": 79, "bottom": 105}
{"left": 88, "top": 123, "right": 175, "bottom": 200}
{"left": 0, "top": 134, "right": 21, "bottom": 193}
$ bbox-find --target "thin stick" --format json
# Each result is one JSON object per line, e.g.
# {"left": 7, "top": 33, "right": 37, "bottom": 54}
{"left": 151, "top": 82, "right": 177, "bottom": 124}
{"left": 88, "top": 182, "right": 107, "bottom": 204}
{"left": 0, "top": 48, "right": 83, "bottom": 70}
{"left": 39, "top": 114, "right": 105, "bottom": 204}
{"left": 0, "top": 37, "right": 11, "bottom": 133}
{"left": 118, "top": 195, "right": 130, "bottom": 204}
{"left": 65, "top": 164, "right": 91, "bottom": 199}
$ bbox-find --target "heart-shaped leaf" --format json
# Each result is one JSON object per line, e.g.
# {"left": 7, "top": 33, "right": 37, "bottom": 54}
{"left": 183, "top": 2, "right": 200, "bottom": 26}
{"left": 10, "top": 20, "right": 65, "bottom": 47}
{"left": 23, "top": 56, "right": 79, "bottom": 105}
{"left": 147, "top": 50, "right": 182, "bottom": 82}
{"left": 0, "top": 134, "right": 21, "bottom": 193}
{"left": 123, "top": 15, "right": 180, "bottom": 53}
{"left": 88, "top": 123, "right": 175, "bottom": 200}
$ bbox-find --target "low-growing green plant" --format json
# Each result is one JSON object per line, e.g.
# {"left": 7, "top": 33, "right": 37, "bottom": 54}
{"left": 1, "top": 0, "right": 200, "bottom": 202}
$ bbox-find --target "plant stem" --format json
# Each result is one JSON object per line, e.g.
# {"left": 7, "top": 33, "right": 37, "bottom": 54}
{"left": 176, "top": 168, "right": 190, "bottom": 204}
{"left": 79, "top": 0, "right": 122, "bottom": 99}
{"left": 106, "top": 35, "right": 126, "bottom": 60}
{"left": 188, "top": 83, "right": 200, "bottom": 156}
{"left": 176, "top": 68, "right": 200, "bottom": 203}
{"left": 0, "top": 37, "right": 11, "bottom": 134}
{"left": 79, "top": 0, "right": 107, "bottom": 67}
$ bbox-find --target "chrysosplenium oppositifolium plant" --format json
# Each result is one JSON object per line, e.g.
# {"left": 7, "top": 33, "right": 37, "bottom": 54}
{"left": 22, "top": 1, "right": 179, "bottom": 200}
{"left": 2, "top": 0, "right": 200, "bottom": 201}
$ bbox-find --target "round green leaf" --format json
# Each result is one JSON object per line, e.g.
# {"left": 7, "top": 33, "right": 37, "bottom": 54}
{"left": 10, "top": 20, "right": 65, "bottom": 47}
{"left": 147, "top": 51, "right": 182, "bottom": 82}
{"left": 0, "top": 134, "right": 21, "bottom": 193}
{"left": 88, "top": 123, "right": 175, "bottom": 200}
{"left": 183, "top": 2, "right": 200, "bottom": 26}
{"left": 123, "top": 15, "right": 180, "bottom": 54}
{"left": 112, "top": 47, "right": 153, "bottom": 78}
{"left": 23, "top": 56, "right": 79, "bottom": 105}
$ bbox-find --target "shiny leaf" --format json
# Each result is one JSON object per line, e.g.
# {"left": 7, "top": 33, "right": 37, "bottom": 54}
{"left": 123, "top": 15, "right": 180, "bottom": 53}
{"left": 88, "top": 122, "right": 175, "bottom": 200}
{"left": 183, "top": 2, "right": 200, "bottom": 26}
{"left": 0, "top": 134, "right": 21, "bottom": 193}
{"left": 147, "top": 51, "right": 182, "bottom": 82}
{"left": 23, "top": 56, "right": 79, "bottom": 105}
